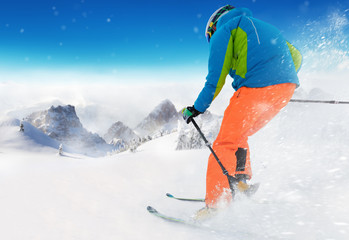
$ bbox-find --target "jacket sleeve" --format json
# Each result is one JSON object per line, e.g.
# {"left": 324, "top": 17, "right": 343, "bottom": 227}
{"left": 194, "top": 25, "right": 234, "bottom": 113}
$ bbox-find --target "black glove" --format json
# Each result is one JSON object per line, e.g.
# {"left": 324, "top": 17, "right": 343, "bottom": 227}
{"left": 182, "top": 106, "right": 202, "bottom": 124}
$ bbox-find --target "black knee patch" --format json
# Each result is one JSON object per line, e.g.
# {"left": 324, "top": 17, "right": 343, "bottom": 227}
{"left": 235, "top": 148, "right": 247, "bottom": 171}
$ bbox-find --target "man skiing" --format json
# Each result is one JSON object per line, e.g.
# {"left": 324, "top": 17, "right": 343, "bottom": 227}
{"left": 182, "top": 5, "right": 302, "bottom": 217}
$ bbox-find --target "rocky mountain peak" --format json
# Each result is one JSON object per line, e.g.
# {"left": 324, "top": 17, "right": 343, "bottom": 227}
{"left": 148, "top": 99, "right": 177, "bottom": 122}
{"left": 27, "top": 105, "right": 82, "bottom": 140}
{"left": 26, "top": 105, "right": 113, "bottom": 157}
{"left": 134, "top": 99, "right": 179, "bottom": 137}
{"left": 104, "top": 121, "right": 139, "bottom": 144}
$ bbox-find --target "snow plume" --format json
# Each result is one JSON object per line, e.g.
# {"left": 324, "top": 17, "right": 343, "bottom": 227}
{"left": 295, "top": 9, "right": 349, "bottom": 98}
{"left": 298, "top": 9, "right": 349, "bottom": 72}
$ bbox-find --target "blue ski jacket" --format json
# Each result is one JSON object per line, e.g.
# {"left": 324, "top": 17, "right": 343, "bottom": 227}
{"left": 194, "top": 8, "right": 302, "bottom": 113}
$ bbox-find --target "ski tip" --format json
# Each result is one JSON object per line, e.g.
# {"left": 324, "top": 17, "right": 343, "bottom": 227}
{"left": 166, "top": 193, "right": 174, "bottom": 198}
{"left": 147, "top": 206, "right": 158, "bottom": 214}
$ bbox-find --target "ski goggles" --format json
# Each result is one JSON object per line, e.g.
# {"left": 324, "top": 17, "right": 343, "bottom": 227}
{"left": 205, "top": 5, "right": 235, "bottom": 43}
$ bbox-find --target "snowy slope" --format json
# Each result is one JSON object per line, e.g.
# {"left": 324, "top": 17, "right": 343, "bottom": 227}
{"left": 1, "top": 100, "right": 349, "bottom": 240}
{"left": 0, "top": 118, "right": 60, "bottom": 151}
{"left": 0, "top": 129, "right": 209, "bottom": 240}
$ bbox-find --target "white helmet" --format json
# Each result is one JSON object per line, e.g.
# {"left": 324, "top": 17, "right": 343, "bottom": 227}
{"left": 205, "top": 5, "right": 235, "bottom": 42}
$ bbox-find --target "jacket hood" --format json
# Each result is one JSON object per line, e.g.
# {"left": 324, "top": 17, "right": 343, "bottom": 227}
{"left": 216, "top": 7, "right": 253, "bottom": 29}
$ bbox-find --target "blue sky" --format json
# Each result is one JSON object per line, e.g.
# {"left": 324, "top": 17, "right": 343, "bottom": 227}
{"left": 0, "top": 0, "right": 348, "bottom": 75}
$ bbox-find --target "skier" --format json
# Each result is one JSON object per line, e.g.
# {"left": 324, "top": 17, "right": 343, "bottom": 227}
{"left": 182, "top": 5, "right": 302, "bottom": 218}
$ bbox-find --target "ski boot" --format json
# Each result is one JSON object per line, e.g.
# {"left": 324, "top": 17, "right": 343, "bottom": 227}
{"left": 234, "top": 174, "right": 260, "bottom": 197}
{"left": 193, "top": 206, "right": 218, "bottom": 221}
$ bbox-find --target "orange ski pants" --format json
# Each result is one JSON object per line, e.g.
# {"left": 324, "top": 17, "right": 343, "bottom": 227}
{"left": 205, "top": 83, "right": 296, "bottom": 208}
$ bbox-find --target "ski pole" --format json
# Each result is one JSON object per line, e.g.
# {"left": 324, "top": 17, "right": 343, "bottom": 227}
{"left": 191, "top": 118, "right": 229, "bottom": 176}
{"left": 290, "top": 99, "right": 349, "bottom": 104}
{"left": 190, "top": 118, "right": 238, "bottom": 196}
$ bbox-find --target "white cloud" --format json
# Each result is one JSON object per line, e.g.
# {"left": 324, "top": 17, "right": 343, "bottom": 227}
{"left": 0, "top": 68, "right": 234, "bottom": 134}
{"left": 6, "top": 64, "right": 348, "bottom": 136}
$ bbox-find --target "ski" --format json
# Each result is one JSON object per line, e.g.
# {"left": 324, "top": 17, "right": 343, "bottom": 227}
{"left": 166, "top": 193, "right": 205, "bottom": 202}
{"left": 147, "top": 206, "right": 200, "bottom": 227}
{"left": 166, "top": 182, "right": 260, "bottom": 203}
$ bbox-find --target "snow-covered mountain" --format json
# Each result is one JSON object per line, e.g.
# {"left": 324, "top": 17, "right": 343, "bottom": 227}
{"left": 25, "top": 105, "right": 114, "bottom": 157}
{"left": 103, "top": 121, "right": 139, "bottom": 144}
{"left": 134, "top": 99, "right": 179, "bottom": 138}
{"left": 26, "top": 105, "right": 83, "bottom": 140}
